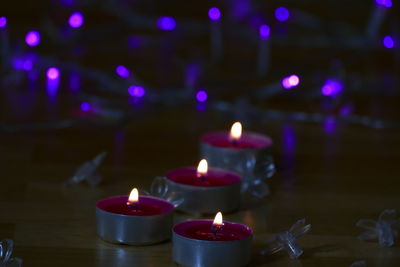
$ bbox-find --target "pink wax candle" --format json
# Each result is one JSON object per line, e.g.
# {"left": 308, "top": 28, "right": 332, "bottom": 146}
{"left": 97, "top": 195, "right": 173, "bottom": 216}
{"left": 200, "top": 122, "right": 275, "bottom": 188}
{"left": 174, "top": 219, "right": 251, "bottom": 241}
{"left": 201, "top": 122, "right": 272, "bottom": 149}
{"left": 165, "top": 160, "right": 242, "bottom": 214}
{"left": 173, "top": 212, "right": 253, "bottom": 266}
{"left": 96, "top": 188, "right": 174, "bottom": 245}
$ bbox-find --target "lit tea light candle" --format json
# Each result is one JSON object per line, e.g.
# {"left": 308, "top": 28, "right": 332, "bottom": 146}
{"left": 126, "top": 187, "right": 139, "bottom": 209}
{"left": 200, "top": 122, "right": 275, "bottom": 189}
{"left": 173, "top": 212, "right": 253, "bottom": 266}
{"left": 165, "top": 159, "right": 241, "bottom": 214}
{"left": 229, "top": 121, "right": 242, "bottom": 146}
{"left": 96, "top": 187, "right": 174, "bottom": 245}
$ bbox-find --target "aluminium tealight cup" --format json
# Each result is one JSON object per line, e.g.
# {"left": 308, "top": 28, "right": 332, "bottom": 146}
{"left": 200, "top": 131, "right": 275, "bottom": 190}
{"left": 173, "top": 220, "right": 253, "bottom": 267}
{"left": 96, "top": 195, "right": 174, "bottom": 245}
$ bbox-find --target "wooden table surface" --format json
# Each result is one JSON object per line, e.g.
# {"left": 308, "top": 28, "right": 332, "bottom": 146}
{"left": 1, "top": 103, "right": 399, "bottom": 267}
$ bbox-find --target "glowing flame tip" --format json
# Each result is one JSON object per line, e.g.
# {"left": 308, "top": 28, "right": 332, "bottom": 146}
{"left": 197, "top": 159, "right": 208, "bottom": 176}
{"left": 128, "top": 188, "right": 139, "bottom": 203}
{"left": 230, "top": 122, "right": 242, "bottom": 140}
{"left": 213, "top": 212, "right": 223, "bottom": 226}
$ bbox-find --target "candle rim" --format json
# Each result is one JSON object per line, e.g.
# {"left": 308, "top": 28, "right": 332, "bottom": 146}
{"left": 165, "top": 167, "right": 241, "bottom": 187}
{"left": 200, "top": 131, "right": 273, "bottom": 149}
{"left": 173, "top": 219, "right": 253, "bottom": 242}
{"left": 96, "top": 195, "right": 174, "bottom": 217}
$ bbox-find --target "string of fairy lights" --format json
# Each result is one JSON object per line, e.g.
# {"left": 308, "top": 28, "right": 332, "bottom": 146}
{"left": 0, "top": 0, "right": 399, "bottom": 132}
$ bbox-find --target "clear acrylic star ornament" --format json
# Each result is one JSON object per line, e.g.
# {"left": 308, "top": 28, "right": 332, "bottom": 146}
{"left": 261, "top": 219, "right": 311, "bottom": 259}
{"left": 64, "top": 152, "right": 107, "bottom": 187}
{"left": 356, "top": 209, "right": 400, "bottom": 248}
{"left": 142, "top": 176, "right": 184, "bottom": 208}
{"left": 0, "top": 239, "right": 22, "bottom": 267}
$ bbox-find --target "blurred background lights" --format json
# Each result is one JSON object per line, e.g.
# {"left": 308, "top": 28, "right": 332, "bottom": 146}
{"left": 25, "top": 31, "right": 40, "bottom": 47}
{"left": 259, "top": 24, "right": 270, "bottom": 40}
{"left": 12, "top": 58, "right": 33, "bottom": 71}
{"left": 115, "top": 65, "right": 130, "bottom": 78}
{"left": 275, "top": 7, "right": 290, "bottom": 22}
{"left": 47, "top": 67, "right": 60, "bottom": 80}
{"left": 196, "top": 90, "right": 208, "bottom": 102}
{"left": 68, "top": 12, "right": 84, "bottom": 28}
{"left": 208, "top": 7, "right": 221, "bottom": 20}
{"left": 23, "top": 59, "right": 33, "bottom": 71}
{"left": 128, "top": 85, "right": 146, "bottom": 98}
{"left": 80, "top": 102, "right": 90, "bottom": 111}
{"left": 383, "top": 36, "right": 394, "bottom": 49}
{"left": 0, "top": 16, "right": 7, "bottom": 28}
{"left": 282, "top": 75, "right": 300, "bottom": 89}
{"left": 321, "top": 79, "right": 343, "bottom": 97}
{"left": 376, "top": 0, "right": 392, "bottom": 8}
{"left": 157, "top": 17, "right": 176, "bottom": 31}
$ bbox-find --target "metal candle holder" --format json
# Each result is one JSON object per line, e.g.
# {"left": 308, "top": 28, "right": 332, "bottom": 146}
{"left": 200, "top": 132, "right": 275, "bottom": 193}
{"left": 96, "top": 196, "right": 174, "bottom": 245}
{"left": 164, "top": 168, "right": 241, "bottom": 214}
{"left": 173, "top": 220, "right": 253, "bottom": 267}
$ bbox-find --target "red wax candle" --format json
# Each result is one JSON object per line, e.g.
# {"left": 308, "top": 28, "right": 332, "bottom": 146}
{"left": 164, "top": 163, "right": 242, "bottom": 214}
{"left": 199, "top": 123, "right": 275, "bottom": 186}
{"left": 166, "top": 167, "right": 241, "bottom": 187}
{"left": 173, "top": 220, "right": 252, "bottom": 241}
{"left": 201, "top": 131, "right": 272, "bottom": 149}
{"left": 173, "top": 218, "right": 253, "bottom": 266}
{"left": 96, "top": 195, "right": 174, "bottom": 216}
{"left": 96, "top": 194, "right": 174, "bottom": 245}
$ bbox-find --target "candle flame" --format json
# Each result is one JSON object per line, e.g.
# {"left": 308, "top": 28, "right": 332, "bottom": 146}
{"left": 197, "top": 159, "right": 208, "bottom": 177}
{"left": 213, "top": 212, "right": 223, "bottom": 226}
{"left": 128, "top": 188, "right": 139, "bottom": 204}
{"left": 230, "top": 122, "right": 242, "bottom": 141}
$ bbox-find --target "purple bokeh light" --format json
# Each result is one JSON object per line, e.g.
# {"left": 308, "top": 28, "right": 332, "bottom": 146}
{"left": 157, "top": 17, "right": 176, "bottom": 31}
{"left": 208, "top": 7, "right": 221, "bottom": 21}
{"left": 275, "top": 7, "right": 290, "bottom": 22}
{"left": 383, "top": 35, "right": 394, "bottom": 49}
{"left": 0, "top": 16, "right": 7, "bottom": 28}
{"left": 127, "top": 35, "right": 142, "bottom": 48}
{"left": 259, "top": 24, "right": 270, "bottom": 40}
{"left": 47, "top": 79, "right": 59, "bottom": 97}
{"left": 115, "top": 65, "right": 130, "bottom": 78}
{"left": 25, "top": 31, "right": 40, "bottom": 47}
{"left": 128, "top": 85, "right": 146, "bottom": 98}
{"left": 321, "top": 79, "right": 343, "bottom": 97}
{"left": 47, "top": 67, "right": 60, "bottom": 80}
{"left": 80, "top": 102, "right": 90, "bottom": 111}
{"left": 69, "top": 72, "right": 80, "bottom": 92}
{"left": 324, "top": 117, "right": 336, "bottom": 135}
{"left": 12, "top": 57, "right": 34, "bottom": 71}
{"left": 376, "top": 0, "right": 392, "bottom": 8}
{"left": 339, "top": 104, "right": 353, "bottom": 116}
{"left": 68, "top": 12, "right": 84, "bottom": 28}
{"left": 196, "top": 90, "right": 208, "bottom": 102}
{"left": 231, "top": 0, "right": 251, "bottom": 20}
{"left": 60, "top": 0, "right": 75, "bottom": 7}
{"left": 185, "top": 63, "right": 200, "bottom": 87}
{"left": 12, "top": 58, "right": 24, "bottom": 70}
{"left": 282, "top": 75, "right": 300, "bottom": 89}
{"left": 23, "top": 59, "right": 33, "bottom": 71}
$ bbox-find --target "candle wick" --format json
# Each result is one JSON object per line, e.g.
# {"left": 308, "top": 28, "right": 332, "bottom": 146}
{"left": 127, "top": 201, "right": 139, "bottom": 211}
{"left": 198, "top": 174, "right": 206, "bottom": 182}
{"left": 211, "top": 223, "right": 223, "bottom": 238}
{"left": 231, "top": 138, "right": 238, "bottom": 147}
